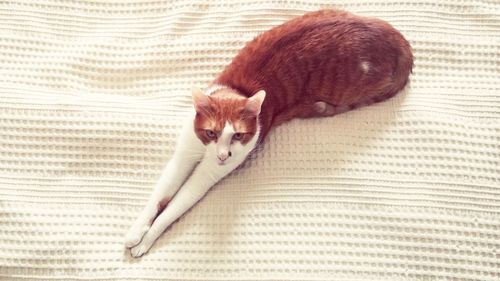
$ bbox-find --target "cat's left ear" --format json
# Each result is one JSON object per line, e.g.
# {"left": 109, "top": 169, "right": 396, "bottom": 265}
{"left": 245, "top": 90, "right": 266, "bottom": 115}
{"left": 191, "top": 87, "right": 210, "bottom": 113}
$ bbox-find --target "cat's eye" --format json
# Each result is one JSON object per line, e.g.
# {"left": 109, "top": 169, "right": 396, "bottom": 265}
{"left": 233, "top": 133, "right": 243, "bottom": 140}
{"left": 205, "top": 130, "right": 216, "bottom": 139}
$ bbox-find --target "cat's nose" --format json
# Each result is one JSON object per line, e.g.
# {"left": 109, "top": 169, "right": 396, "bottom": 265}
{"left": 217, "top": 152, "right": 231, "bottom": 162}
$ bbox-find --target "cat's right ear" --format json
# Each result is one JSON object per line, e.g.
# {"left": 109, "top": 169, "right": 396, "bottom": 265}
{"left": 245, "top": 90, "right": 266, "bottom": 116}
{"left": 191, "top": 87, "right": 210, "bottom": 113}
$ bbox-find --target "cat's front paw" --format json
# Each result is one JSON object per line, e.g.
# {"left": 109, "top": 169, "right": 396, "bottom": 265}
{"left": 130, "top": 238, "right": 154, "bottom": 258}
{"left": 124, "top": 224, "right": 150, "bottom": 248}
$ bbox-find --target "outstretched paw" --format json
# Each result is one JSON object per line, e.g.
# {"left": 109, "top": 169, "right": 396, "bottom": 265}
{"left": 130, "top": 238, "right": 154, "bottom": 258}
{"left": 124, "top": 224, "right": 150, "bottom": 248}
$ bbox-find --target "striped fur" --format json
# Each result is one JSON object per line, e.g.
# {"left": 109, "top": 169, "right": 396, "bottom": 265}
{"left": 214, "top": 9, "right": 413, "bottom": 141}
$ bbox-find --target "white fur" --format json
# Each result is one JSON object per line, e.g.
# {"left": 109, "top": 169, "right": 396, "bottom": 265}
{"left": 216, "top": 121, "right": 234, "bottom": 163}
{"left": 126, "top": 110, "right": 260, "bottom": 257}
{"left": 204, "top": 84, "right": 228, "bottom": 96}
{"left": 360, "top": 61, "right": 370, "bottom": 73}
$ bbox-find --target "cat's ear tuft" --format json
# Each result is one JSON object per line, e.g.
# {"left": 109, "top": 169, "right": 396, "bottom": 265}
{"left": 191, "top": 87, "right": 210, "bottom": 113}
{"left": 245, "top": 90, "right": 266, "bottom": 115}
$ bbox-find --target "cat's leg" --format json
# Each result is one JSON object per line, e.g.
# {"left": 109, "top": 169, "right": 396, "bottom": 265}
{"left": 124, "top": 119, "right": 204, "bottom": 248}
{"left": 312, "top": 101, "right": 340, "bottom": 117}
{"left": 274, "top": 100, "right": 344, "bottom": 125}
{"left": 129, "top": 151, "right": 248, "bottom": 257}
{"left": 312, "top": 100, "right": 355, "bottom": 116}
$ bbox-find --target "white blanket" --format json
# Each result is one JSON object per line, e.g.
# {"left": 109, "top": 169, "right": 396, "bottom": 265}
{"left": 1, "top": 0, "right": 499, "bottom": 280}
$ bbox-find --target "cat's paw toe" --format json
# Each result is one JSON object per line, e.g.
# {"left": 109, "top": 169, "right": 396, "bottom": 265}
{"left": 124, "top": 225, "right": 149, "bottom": 248}
{"left": 130, "top": 241, "right": 152, "bottom": 258}
{"left": 313, "top": 101, "right": 327, "bottom": 113}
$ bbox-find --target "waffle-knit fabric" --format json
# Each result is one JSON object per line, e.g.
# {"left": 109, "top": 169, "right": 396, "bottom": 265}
{"left": 0, "top": 0, "right": 499, "bottom": 280}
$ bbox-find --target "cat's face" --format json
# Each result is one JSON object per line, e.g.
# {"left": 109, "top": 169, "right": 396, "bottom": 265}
{"left": 192, "top": 88, "right": 265, "bottom": 165}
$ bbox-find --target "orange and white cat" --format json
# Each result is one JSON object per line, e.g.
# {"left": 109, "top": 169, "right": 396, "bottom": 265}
{"left": 125, "top": 9, "right": 413, "bottom": 257}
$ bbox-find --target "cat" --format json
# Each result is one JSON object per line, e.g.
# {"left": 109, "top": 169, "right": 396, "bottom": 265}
{"left": 125, "top": 9, "right": 413, "bottom": 257}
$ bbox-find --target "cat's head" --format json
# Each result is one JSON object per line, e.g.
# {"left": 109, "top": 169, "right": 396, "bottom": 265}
{"left": 191, "top": 87, "right": 266, "bottom": 165}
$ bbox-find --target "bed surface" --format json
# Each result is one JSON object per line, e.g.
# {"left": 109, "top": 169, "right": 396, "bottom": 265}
{"left": 1, "top": 0, "right": 499, "bottom": 280}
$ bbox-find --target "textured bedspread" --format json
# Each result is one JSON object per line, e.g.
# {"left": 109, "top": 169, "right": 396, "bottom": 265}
{"left": 1, "top": 0, "right": 499, "bottom": 280}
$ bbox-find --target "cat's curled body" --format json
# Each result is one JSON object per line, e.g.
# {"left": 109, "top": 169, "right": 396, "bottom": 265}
{"left": 126, "top": 9, "right": 413, "bottom": 257}
{"left": 216, "top": 10, "right": 413, "bottom": 140}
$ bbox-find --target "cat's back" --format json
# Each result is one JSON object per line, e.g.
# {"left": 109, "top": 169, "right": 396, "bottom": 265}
{"left": 216, "top": 9, "right": 412, "bottom": 100}
{"left": 250, "top": 9, "right": 408, "bottom": 60}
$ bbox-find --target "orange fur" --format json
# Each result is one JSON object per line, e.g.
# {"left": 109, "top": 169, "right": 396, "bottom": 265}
{"left": 194, "top": 88, "right": 258, "bottom": 145}
{"left": 210, "top": 9, "right": 413, "bottom": 141}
